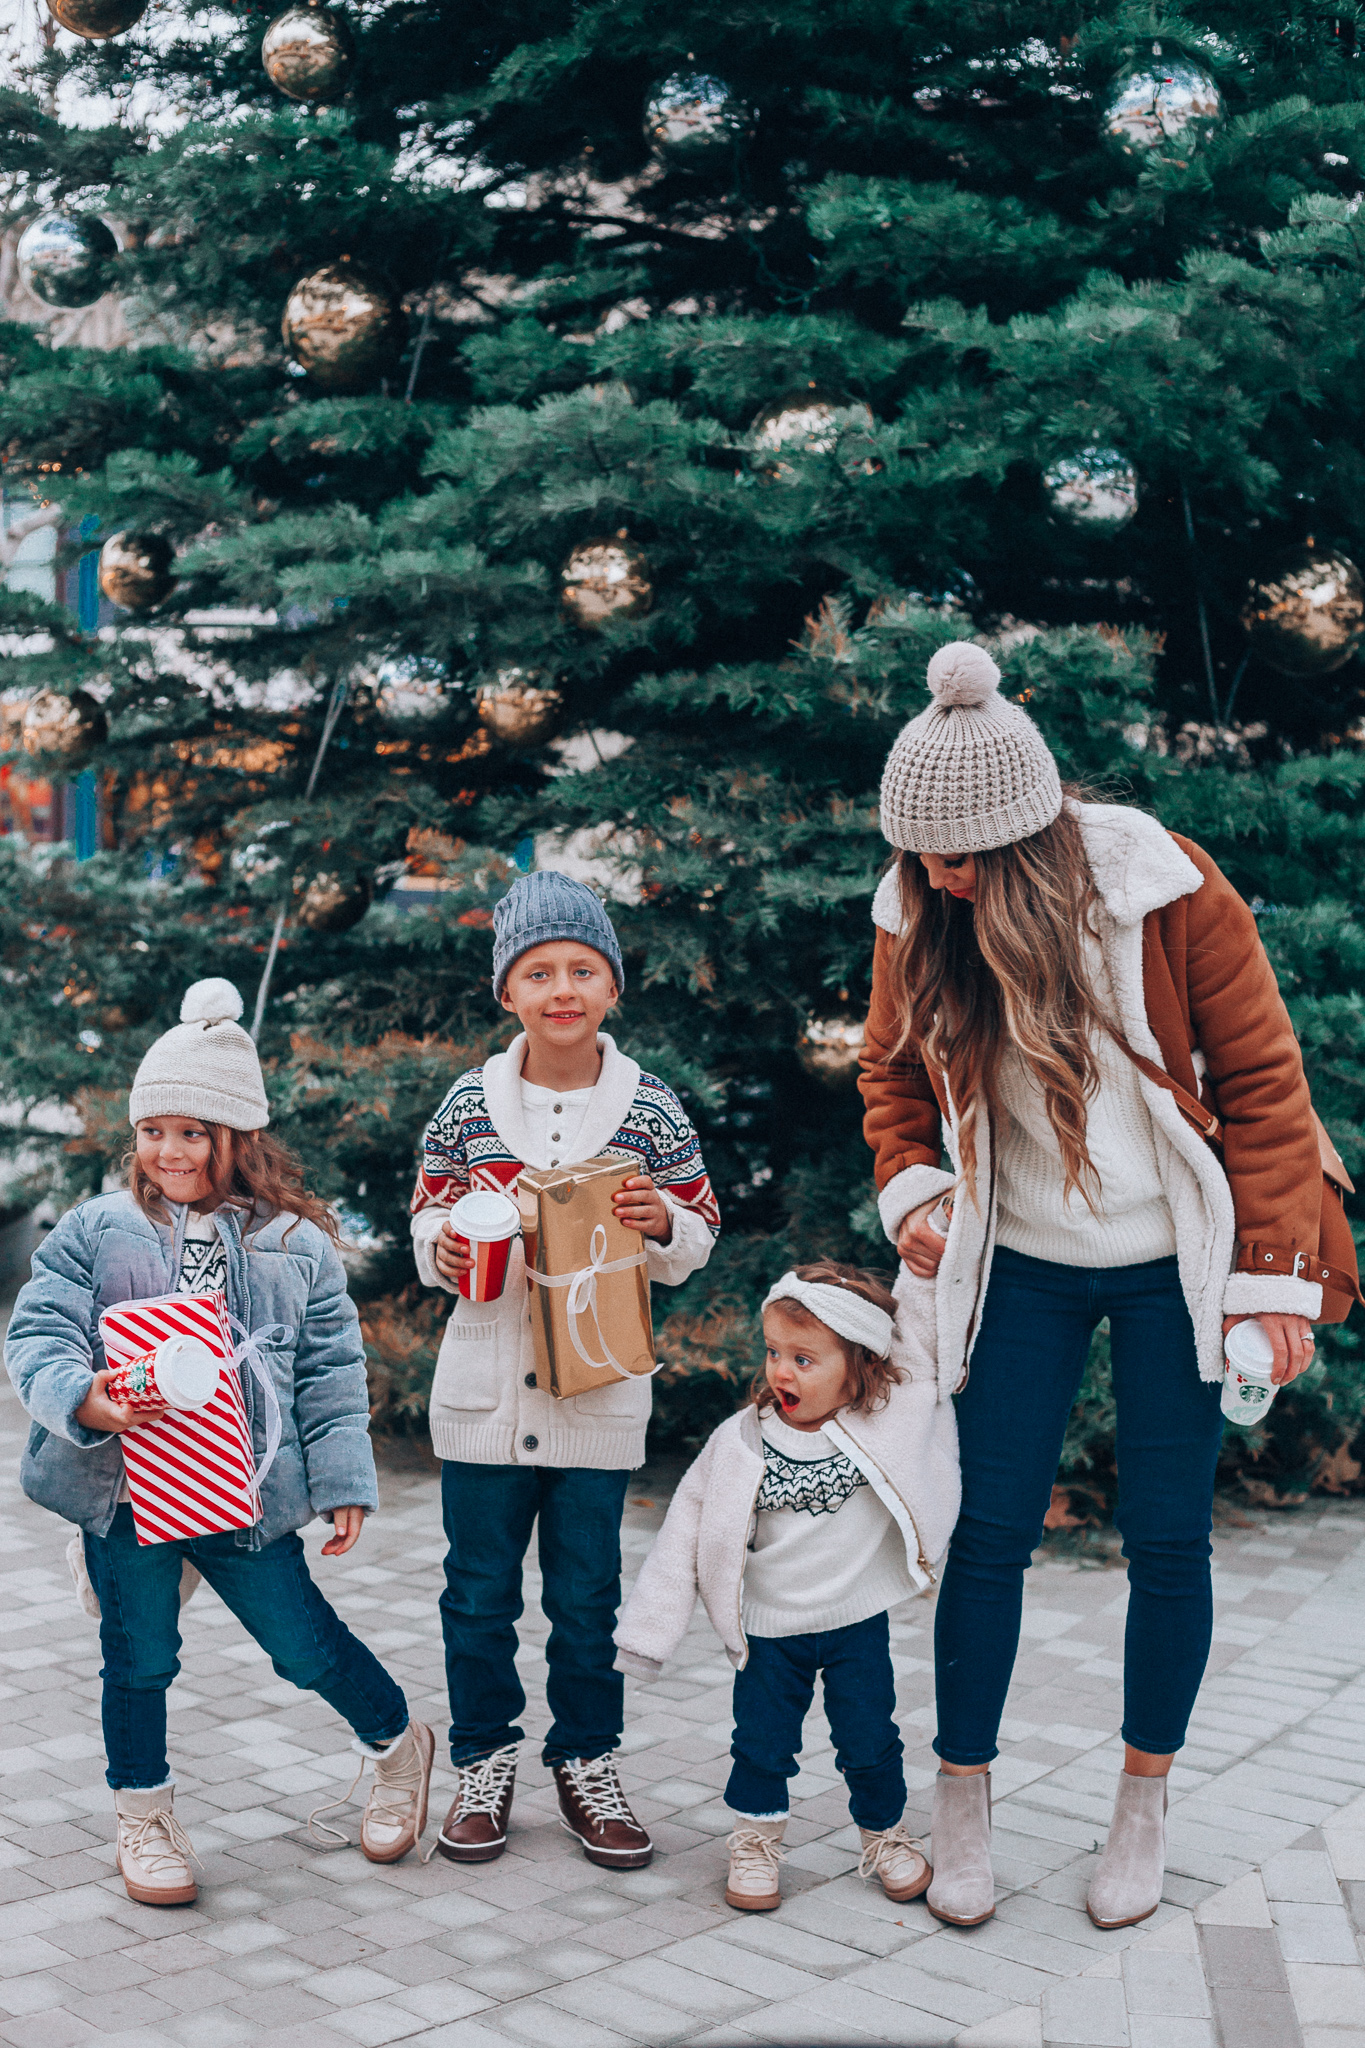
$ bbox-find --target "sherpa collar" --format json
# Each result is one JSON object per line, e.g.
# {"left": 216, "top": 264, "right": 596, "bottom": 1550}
{"left": 480, "top": 1030, "right": 643, "bottom": 1169}
{"left": 870, "top": 801, "right": 1202, "bottom": 936}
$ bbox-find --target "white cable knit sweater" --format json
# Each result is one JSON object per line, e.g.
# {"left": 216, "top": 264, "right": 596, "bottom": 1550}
{"left": 995, "top": 936, "right": 1177, "bottom": 1270}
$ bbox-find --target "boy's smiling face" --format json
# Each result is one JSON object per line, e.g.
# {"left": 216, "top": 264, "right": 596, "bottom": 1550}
{"left": 500, "top": 940, "right": 619, "bottom": 1054}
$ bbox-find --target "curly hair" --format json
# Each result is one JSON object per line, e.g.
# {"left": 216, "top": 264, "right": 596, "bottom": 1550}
{"left": 128, "top": 1122, "right": 340, "bottom": 1246}
{"left": 753, "top": 1260, "right": 901, "bottom": 1416}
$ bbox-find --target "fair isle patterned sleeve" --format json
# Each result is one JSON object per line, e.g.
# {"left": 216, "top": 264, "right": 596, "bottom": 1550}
{"left": 614, "top": 1072, "right": 720, "bottom": 1287}
{"left": 409, "top": 1070, "right": 486, "bottom": 1291}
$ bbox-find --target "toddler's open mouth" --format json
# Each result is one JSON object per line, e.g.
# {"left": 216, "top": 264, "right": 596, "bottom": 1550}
{"left": 778, "top": 1389, "right": 799, "bottom": 1410}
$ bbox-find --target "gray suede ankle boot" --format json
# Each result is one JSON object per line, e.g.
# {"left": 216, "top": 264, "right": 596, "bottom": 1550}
{"left": 926, "top": 1771, "right": 995, "bottom": 1927}
{"left": 1087, "top": 1771, "right": 1167, "bottom": 1929}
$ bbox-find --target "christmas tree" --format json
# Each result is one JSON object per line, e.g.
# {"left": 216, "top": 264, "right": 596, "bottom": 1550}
{"left": 2, "top": 0, "right": 1363, "bottom": 1499}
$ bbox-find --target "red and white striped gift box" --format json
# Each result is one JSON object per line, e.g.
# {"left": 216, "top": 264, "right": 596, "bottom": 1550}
{"left": 98, "top": 1291, "right": 259, "bottom": 1547}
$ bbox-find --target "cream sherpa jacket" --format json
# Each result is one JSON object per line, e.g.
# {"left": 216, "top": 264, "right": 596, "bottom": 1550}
{"left": 613, "top": 1299, "right": 959, "bottom": 1672}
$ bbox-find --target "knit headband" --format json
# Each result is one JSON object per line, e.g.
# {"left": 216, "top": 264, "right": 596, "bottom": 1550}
{"left": 761, "top": 1274, "right": 895, "bottom": 1360}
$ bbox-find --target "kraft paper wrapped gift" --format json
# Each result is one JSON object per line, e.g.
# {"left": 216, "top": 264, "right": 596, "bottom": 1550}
{"left": 521, "top": 1156, "right": 656, "bottom": 1399}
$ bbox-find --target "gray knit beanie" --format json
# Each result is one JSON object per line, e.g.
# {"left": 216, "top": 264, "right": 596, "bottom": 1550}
{"left": 492, "top": 871, "right": 625, "bottom": 998}
{"left": 878, "top": 642, "right": 1063, "bottom": 855}
{"left": 128, "top": 979, "right": 270, "bottom": 1131}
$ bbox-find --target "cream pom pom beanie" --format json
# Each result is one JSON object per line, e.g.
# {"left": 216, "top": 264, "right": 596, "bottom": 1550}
{"left": 878, "top": 641, "right": 1063, "bottom": 854}
{"left": 128, "top": 979, "right": 270, "bottom": 1131}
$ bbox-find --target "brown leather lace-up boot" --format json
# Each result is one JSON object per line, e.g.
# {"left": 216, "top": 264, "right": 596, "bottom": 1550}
{"left": 553, "top": 1753, "right": 653, "bottom": 1868}
{"left": 433, "top": 1742, "right": 519, "bottom": 1864}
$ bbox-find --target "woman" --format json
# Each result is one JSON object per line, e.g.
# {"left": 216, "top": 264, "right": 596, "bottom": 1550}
{"left": 860, "top": 641, "right": 1323, "bottom": 1932}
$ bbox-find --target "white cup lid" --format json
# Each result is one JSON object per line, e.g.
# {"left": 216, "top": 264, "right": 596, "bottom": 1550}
{"left": 155, "top": 1335, "right": 220, "bottom": 1409}
{"left": 1225, "top": 1319, "right": 1277, "bottom": 1374}
{"left": 449, "top": 1190, "right": 520, "bottom": 1241}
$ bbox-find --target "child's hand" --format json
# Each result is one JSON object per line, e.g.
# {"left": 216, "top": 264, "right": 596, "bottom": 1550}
{"left": 321, "top": 1507, "right": 366, "bottom": 1556}
{"left": 433, "top": 1219, "right": 474, "bottom": 1283}
{"left": 74, "top": 1370, "right": 164, "bottom": 1436}
{"left": 613, "top": 1176, "right": 672, "bottom": 1244}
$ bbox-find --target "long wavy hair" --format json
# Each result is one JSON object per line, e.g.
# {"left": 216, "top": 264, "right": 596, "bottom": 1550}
{"left": 888, "top": 800, "right": 1112, "bottom": 1210}
{"left": 128, "top": 1122, "right": 340, "bottom": 1245}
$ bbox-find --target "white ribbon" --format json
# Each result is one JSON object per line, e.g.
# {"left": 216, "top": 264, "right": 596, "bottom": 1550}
{"left": 227, "top": 1314, "right": 290, "bottom": 1500}
{"left": 528, "top": 1225, "right": 660, "bottom": 1381}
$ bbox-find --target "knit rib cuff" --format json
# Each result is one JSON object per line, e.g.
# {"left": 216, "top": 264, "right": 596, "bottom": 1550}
{"left": 878, "top": 1165, "right": 955, "bottom": 1244}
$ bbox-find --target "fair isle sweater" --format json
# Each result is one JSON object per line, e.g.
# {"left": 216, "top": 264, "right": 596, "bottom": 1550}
{"left": 410, "top": 1031, "right": 719, "bottom": 1468}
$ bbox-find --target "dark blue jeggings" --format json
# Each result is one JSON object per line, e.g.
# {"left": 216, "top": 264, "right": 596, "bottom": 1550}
{"left": 933, "top": 1246, "right": 1225, "bottom": 1766}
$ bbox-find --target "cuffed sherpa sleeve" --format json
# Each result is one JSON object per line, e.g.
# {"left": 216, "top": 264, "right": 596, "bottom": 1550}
{"left": 614, "top": 1442, "right": 711, "bottom": 1673}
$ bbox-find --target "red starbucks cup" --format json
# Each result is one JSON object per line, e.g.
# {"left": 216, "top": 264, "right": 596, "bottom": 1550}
{"left": 449, "top": 1189, "right": 520, "bottom": 1302}
{"left": 106, "top": 1334, "right": 221, "bottom": 1413}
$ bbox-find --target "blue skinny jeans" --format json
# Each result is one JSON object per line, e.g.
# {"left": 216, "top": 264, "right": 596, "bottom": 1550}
{"left": 934, "top": 1247, "right": 1225, "bottom": 1766}
{"left": 85, "top": 1505, "right": 409, "bottom": 1789}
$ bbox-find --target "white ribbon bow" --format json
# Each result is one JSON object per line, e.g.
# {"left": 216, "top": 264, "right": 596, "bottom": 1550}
{"left": 227, "top": 1313, "right": 291, "bottom": 1500}
{"left": 528, "top": 1224, "right": 659, "bottom": 1381}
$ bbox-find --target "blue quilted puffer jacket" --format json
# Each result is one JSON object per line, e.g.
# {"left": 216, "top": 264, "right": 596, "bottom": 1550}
{"left": 4, "top": 1191, "right": 378, "bottom": 1544}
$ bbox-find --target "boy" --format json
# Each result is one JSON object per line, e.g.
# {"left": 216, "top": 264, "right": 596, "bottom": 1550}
{"left": 411, "top": 871, "right": 720, "bottom": 1869}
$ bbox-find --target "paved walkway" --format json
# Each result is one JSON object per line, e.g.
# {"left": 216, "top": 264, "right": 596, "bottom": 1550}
{"left": 0, "top": 1354, "right": 1364, "bottom": 2048}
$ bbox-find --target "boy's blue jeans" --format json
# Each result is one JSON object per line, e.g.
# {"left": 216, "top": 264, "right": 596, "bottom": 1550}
{"left": 934, "top": 1247, "right": 1225, "bottom": 1766}
{"left": 439, "top": 1461, "right": 630, "bottom": 1767}
{"left": 725, "top": 1612, "right": 907, "bottom": 1831}
{"left": 85, "top": 1505, "right": 409, "bottom": 1789}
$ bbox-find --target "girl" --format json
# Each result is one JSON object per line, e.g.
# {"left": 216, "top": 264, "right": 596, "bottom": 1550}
{"left": 5, "top": 978, "right": 434, "bottom": 1906}
{"left": 863, "top": 640, "right": 1326, "bottom": 1930}
{"left": 613, "top": 1261, "right": 960, "bottom": 1914}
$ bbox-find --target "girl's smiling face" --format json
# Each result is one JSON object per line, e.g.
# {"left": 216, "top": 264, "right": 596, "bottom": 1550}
{"left": 135, "top": 1116, "right": 215, "bottom": 1206}
{"left": 762, "top": 1308, "right": 853, "bottom": 1432}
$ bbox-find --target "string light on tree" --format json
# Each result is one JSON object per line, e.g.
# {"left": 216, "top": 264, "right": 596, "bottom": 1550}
{"left": 1240, "top": 544, "right": 1365, "bottom": 676}
{"left": 261, "top": 2, "right": 355, "bottom": 103}
{"left": 17, "top": 214, "right": 118, "bottom": 309}
{"left": 282, "top": 264, "right": 403, "bottom": 392}
{"left": 560, "top": 537, "right": 653, "bottom": 629}
{"left": 1103, "top": 53, "right": 1222, "bottom": 157}
{"left": 644, "top": 73, "right": 753, "bottom": 169}
{"left": 20, "top": 689, "right": 107, "bottom": 762}
{"left": 98, "top": 532, "right": 177, "bottom": 612}
{"left": 1043, "top": 447, "right": 1139, "bottom": 534}
{"left": 44, "top": 0, "right": 146, "bottom": 36}
{"left": 476, "top": 671, "right": 565, "bottom": 747}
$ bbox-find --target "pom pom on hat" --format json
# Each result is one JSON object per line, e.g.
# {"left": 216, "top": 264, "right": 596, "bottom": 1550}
{"left": 926, "top": 641, "right": 1001, "bottom": 709}
{"left": 180, "top": 978, "right": 244, "bottom": 1026}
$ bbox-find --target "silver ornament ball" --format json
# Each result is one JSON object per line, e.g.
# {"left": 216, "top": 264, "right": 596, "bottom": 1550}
{"left": 261, "top": 3, "right": 354, "bottom": 103}
{"left": 561, "top": 539, "right": 654, "bottom": 630}
{"left": 18, "top": 213, "right": 118, "bottom": 309}
{"left": 644, "top": 73, "right": 752, "bottom": 168}
{"left": 1241, "top": 545, "right": 1365, "bottom": 677}
{"left": 1043, "top": 447, "right": 1139, "bottom": 535}
{"left": 751, "top": 391, "right": 877, "bottom": 478}
{"left": 45, "top": 0, "right": 146, "bottom": 38}
{"left": 476, "top": 671, "right": 565, "bottom": 747}
{"left": 1104, "top": 58, "right": 1223, "bottom": 157}
{"left": 98, "top": 531, "right": 177, "bottom": 611}
{"left": 282, "top": 263, "right": 403, "bottom": 392}
{"left": 796, "top": 1014, "right": 866, "bottom": 1090}
{"left": 20, "top": 688, "right": 106, "bottom": 762}
{"left": 296, "top": 870, "right": 371, "bottom": 932}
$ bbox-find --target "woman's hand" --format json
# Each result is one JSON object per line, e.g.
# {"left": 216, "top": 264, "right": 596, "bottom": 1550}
{"left": 897, "top": 1196, "right": 950, "bottom": 1279}
{"left": 74, "top": 1370, "right": 164, "bottom": 1436}
{"left": 1223, "top": 1312, "right": 1316, "bottom": 1387}
{"left": 321, "top": 1506, "right": 366, "bottom": 1557}
{"left": 433, "top": 1220, "right": 474, "bottom": 1283}
{"left": 613, "top": 1176, "right": 672, "bottom": 1244}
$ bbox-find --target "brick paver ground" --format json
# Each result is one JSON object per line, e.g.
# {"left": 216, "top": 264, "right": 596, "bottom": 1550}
{"left": 1, "top": 1326, "right": 1364, "bottom": 2047}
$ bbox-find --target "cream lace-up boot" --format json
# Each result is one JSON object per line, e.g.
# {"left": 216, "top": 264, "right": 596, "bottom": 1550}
{"left": 858, "top": 1820, "right": 932, "bottom": 1902}
{"left": 724, "top": 1817, "right": 787, "bottom": 1911}
{"left": 115, "top": 1784, "right": 200, "bottom": 1906}
{"left": 359, "top": 1721, "right": 435, "bottom": 1863}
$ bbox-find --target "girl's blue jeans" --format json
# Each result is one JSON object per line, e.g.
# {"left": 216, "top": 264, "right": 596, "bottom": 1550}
{"left": 725, "top": 1612, "right": 907, "bottom": 1831}
{"left": 85, "top": 1505, "right": 409, "bottom": 1789}
{"left": 934, "top": 1246, "right": 1225, "bottom": 1766}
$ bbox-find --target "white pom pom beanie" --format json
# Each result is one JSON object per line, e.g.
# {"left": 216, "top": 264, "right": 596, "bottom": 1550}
{"left": 878, "top": 640, "right": 1064, "bottom": 854}
{"left": 128, "top": 979, "right": 270, "bottom": 1131}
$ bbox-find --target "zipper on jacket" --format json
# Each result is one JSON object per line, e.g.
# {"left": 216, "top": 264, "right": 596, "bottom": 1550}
{"left": 829, "top": 1423, "right": 935, "bottom": 1588}
{"left": 732, "top": 1453, "right": 765, "bottom": 1665}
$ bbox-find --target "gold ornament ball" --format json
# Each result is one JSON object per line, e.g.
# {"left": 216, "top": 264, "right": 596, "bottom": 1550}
{"left": 20, "top": 688, "right": 107, "bottom": 762}
{"left": 45, "top": 0, "right": 146, "bottom": 37}
{"left": 644, "top": 73, "right": 753, "bottom": 169}
{"left": 282, "top": 264, "right": 402, "bottom": 393}
{"left": 751, "top": 392, "right": 877, "bottom": 478}
{"left": 17, "top": 213, "right": 118, "bottom": 309}
{"left": 296, "top": 870, "right": 372, "bottom": 932}
{"left": 1104, "top": 57, "right": 1222, "bottom": 157}
{"left": 1043, "top": 446, "right": 1138, "bottom": 535}
{"left": 1241, "top": 546, "right": 1365, "bottom": 677}
{"left": 560, "top": 538, "right": 654, "bottom": 630}
{"left": 98, "top": 531, "right": 177, "bottom": 612}
{"left": 476, "top": 671, "right": 564, "bottom": 747}
{"left": 262, "top": 2, "right": 354, "bottom": 101}
{"left": 796, "top": 1014, "right": 866, "bottom": 1089}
